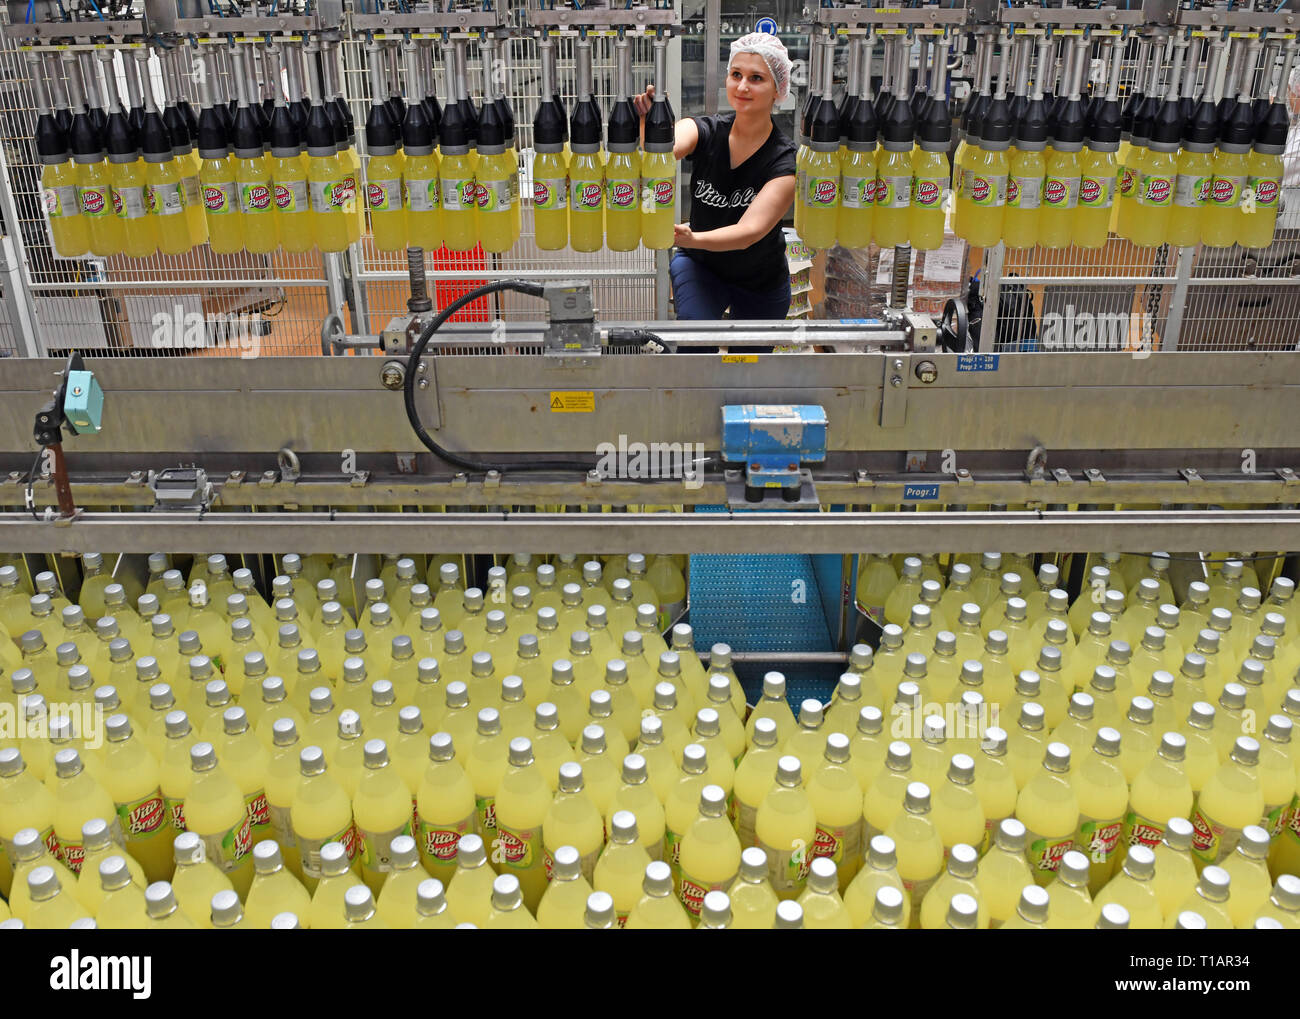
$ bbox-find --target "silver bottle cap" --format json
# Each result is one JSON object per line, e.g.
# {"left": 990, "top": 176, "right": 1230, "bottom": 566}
{"left": 416, "top": 878, "right": 449, "bottom": 918}
{"left": 620, "top": 630, "right": 643, "bottom": 654}
{"left": 299, "top": 745, "right": 327, "bottom": 776}
{"left": 337, "top": 709, "right": 363, "bottom": 739}
{"left": 253, "top": 839, "right": 285, "bottom": 874}
{"left": 857, "top": 706, "right": 883, "bottom": 737}
{"left": 344, "top": 629, "right": 368, "bottom": 654}
{"left": 885, "top": 741, "right": 912, "bottom": 772}
{"left": 1124, "top": 844, "right": 1156, "bottom": 880}
{"left": 342, "top": 657, "right": 367, "bottom": 684}
{"left": 775, "top": 755, "right": 802, "bottom": 786}
{"left": 1237, "top": 825, "right": 1270, "bottom": 860}
{"left": 909, "top": 604, "right": 932, "bottom": 629}
{"left": 1068, "top": 693, "right": 1095, "bottom": 721}
{"left": 1149, "top": 671, "right": 1175, "bottom": 700}
{"left": 903, "top": 653, "right": 928, "bottom": 679}
{"left": 343, "top": 884, "right": 378, "bottom": 922}
{"left": 947, "top": 753, "right": 975, "bottom": 785}
{"left": 871, "top": 886, "right": 905, "bottom": 925}
{"left": 420, "top": 608, "right": 443, "bottom": 634}
{"left": 1018, "top": 701, "right": 1046, "bottom": 732}
{"left": 1220, "top": 683, "right": 1248, "bottom": 711}
{"left": 751, "top": 716, "right": 779, "bottom": 747}
{"left": 27, "top": 865, "right": 64, "bottom": 902}
{"left": 500, "top": 675, "right": 525, "bottom": 704}
{"left": 880, "top": 625, "right": 904, "bottom": 650}
{"left": 699, "top": 783, "right": 727, "bottom": 818}
{"left": 165, "top": 710, "right": 191, "bottom": 739}
{"left": 996, "top": 818, "right": 1027, "bottom": 852}
{"left": 95, "top": 617, "right": 120, "bottom": 641}
{"left": 319, "top": 841, "right": 351, "bottom": 878}
{"left": 933, "top": 632, "right": 957, "bottom": 657}
{"left": 656, "top": 650, "right": 680, "bottom": 676}
{"left": 1015, "top": 670, "right": 1042, "bottom": 698}
{"left": 581, "top": 726, "right": 607, "bottom": 755}
{"left": 1141, "top": 627, "right": 1167, "bottom": 651}
{"left": 309, "top": 687, "right": 334, "bottom": 715}
{"left": 107, "top": 639, "right": 132, "bottom": 664}
{"left": 507, "top": 737, "right": 534, "bottom": 768}
{"left": 1271, "top": 874, "right": 1300, "bottom": 911}
{"left": 638, "top": 714, "right": 663, "bottom": 744}
{"left": 959, "top": 660, "right": 984, "bottom": 688}
{"left": 535, "top": 703, "right": 561, "bottom": 733}
{"left": 806, "top": 856, "right": 838, "bottom": 894}
{"left": 604, "top": 659, "right": 630, "bottom": 686}
{"left": 1230, "top": 736, "right": 1260, "bottom": 766}
{"left": 1158, "top": 731, "right": 1186, "bottom": 762}
{"left": 557, "top": 761, "right": 585, "bottom": 793}
{"left": 903, "top": 781, "right": 931, "bottom": 813}
{"left": 1106, "top": 640, "right": 1131, "bottom": 665}
{"left": 642, "top": 860, "right": 674, "bottom": 897}
{"left": 363, "top": 739, "right": 390, "bottom": 769}
{"left": 204, "top": 680, "right": 230, "bottom": 709}
{"left": 1087, "top": 612, "right": 1111, "bottom": 637}
{"left": 1090, "top": 666, "right": 1117, "bottom": 693}
{"left": 985, "top": 630, "right": 1010, "bottom": 655}
{"left": 1199, "top": 865, "right": 1231, "bottom": 903}
{"left": 484, "top": 611, "right": 507, "bottom": 635}
{"left": 271, "top": 717, "right": 298, "bottom": 747}
{"left": 549, "top": 844, "right": 582, "bottom": 881}
{"left": 470, "top": 652, "right": 494, "bottom": 678}
{"left": 1016, "top": 884, "right": 1050, "bottom": 924}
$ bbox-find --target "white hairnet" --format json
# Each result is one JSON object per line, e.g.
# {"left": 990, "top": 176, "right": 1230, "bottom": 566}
{"left": 729, "top": 32, "right": 792, "bottom": 103}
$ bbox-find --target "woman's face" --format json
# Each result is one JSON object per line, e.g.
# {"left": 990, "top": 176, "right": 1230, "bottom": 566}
{"left": 727, "top": 52, "right": 777, "bottom": 115}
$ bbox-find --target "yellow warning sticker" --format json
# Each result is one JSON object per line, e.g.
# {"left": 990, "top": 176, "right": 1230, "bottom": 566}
{"left": 721, "top": 354, "right": 759, "bottom": 364}
{"left": 549, "top": 391, "right": 594, "bottom": 413}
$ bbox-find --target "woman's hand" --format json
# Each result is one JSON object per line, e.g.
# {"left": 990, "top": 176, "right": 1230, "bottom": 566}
{"left": 673, "top": 222, "right": 695, "bottom": 247}
{"left": 632, "top": 84, "right": 655, "bottom": 117}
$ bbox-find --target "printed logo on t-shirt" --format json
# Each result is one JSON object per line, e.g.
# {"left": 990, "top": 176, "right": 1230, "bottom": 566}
{"left": 693, "top": 179, "right": 758, "bottom": 210}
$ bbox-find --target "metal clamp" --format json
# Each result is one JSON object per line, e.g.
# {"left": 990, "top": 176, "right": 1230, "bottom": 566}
{"left": 147, "top": 467, "right": 214, "bottom": 512}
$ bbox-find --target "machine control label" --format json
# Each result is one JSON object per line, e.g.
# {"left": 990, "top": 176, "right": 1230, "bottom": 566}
{"left": 549, "top": 391, "right": 594, "bottom": 412}
{"left": 956, "top": 353, "right": 999, "bottom": 372}
{"left": 721, "top": 354, "right": 759, "bottom": 363}
{"left": 903, "top": 483, "right": 941, "bottom": 501}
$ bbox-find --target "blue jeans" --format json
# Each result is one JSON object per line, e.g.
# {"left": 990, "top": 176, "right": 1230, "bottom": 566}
{"left": 670, "top": 252, "right": 792, "bottom": 323}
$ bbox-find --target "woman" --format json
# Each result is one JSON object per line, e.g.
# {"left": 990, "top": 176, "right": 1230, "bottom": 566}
{"left": 633, "top": 32, "right": 798, "bottom": 323}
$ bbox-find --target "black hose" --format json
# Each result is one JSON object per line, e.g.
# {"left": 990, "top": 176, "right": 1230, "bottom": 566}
{"left": 402, "top": 279, "right": 597, "bottom": 474}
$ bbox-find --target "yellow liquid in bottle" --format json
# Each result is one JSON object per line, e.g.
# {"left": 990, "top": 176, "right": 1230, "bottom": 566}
{"left": 874, "top": 147, "right": 914, "bottom": 247}
{"left": 531, "top": 149, "right": 568, "bottom": 250}
{"left": 271, "top": 150, "right": 312, "bottom": 252}
{"left": 308, "top": 149, "right": 352, "bottom": 253}
{"left": 568, "top": 151, "right": 604, "bottom": 252}
{"left": 475, "top": 148, "right": 520, "bottom": 253}
{"left": 365, "top": 150, "right": 408, "bottom": 252}
{"left": 1003, "top": 147, "right": 1044, "bottom": 249}
{"left": 42, "top": 158, "right": 91, "bottom": 257}
{"left": 109, "top": 157, "right": 158, "bottom": 257}
{"left": 909, "top": 147, "right": 946, "bottom": 250}
{"left": 604, "top": 149, "right": 641, "bottom": 251}
{"left": 403, "top": 150, "right": 443, "bottom": 251}
{"left": 640, "top": 149, "right": 676, "bottom": 250}
{"left": 799, "top": 146, "right": 841, "bottom": 250}
{"left": 438, "top": 149, "right": 477, "bottom": 252}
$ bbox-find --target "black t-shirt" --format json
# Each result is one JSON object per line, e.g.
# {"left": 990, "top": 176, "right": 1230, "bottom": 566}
{"left": 680, "top": 113, "right": 797, "bottom": 292}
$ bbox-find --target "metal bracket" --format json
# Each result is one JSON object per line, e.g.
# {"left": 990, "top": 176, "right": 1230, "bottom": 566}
{"left": 349, "top": 471, "right": 370, "bottom": 488}
{"left": 1276, "top": 467, "right": 1299, "bottom": 487}
{"left": 1052, "top": 468, "right": 1073, "bottom": 486}
{"left": 1180, "top": 468, "right": 1205, "bottom": 485}
{"left": 1085, "top": 468, "right": 1107, "bottom": 485}
{"left": 854, "top": 469, "right": 872, "bottom": 487}
{"left": 880, "top": 355, "right": 910, "bottom": 429}
{"left": 542, "top": 281, "right": 600, "bottom": 356}
{"left": 955, "top": 468, "right": 974, "bottom": 486}
{"left": 147, "top": 467, "right": 214, "bottom": 512}
{"left": 725, "top": 468, "right": 820, "bottom": 509}
{"left": 484, "top": 470, "right": 502, "bottom": 491}
{"left": 904, "top": 313, "right": 938, "bottom": 354}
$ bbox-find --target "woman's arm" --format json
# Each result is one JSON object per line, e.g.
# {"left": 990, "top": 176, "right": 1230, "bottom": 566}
{"left": 631, "top": 84, "right": 698, "bottom": 159}
{"left": 673, "top": 174, "right": 795, "bottom": 253}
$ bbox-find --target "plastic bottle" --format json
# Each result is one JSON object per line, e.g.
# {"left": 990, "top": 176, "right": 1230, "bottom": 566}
{"left": 1116, "top": 44, "right": 1162, "bottom": 241}
{"left": 1219, "top": 825, "right": 1273, "bottom": 926}
{"left": 362, "top": 42, "right": 406, "bottom": 252}
{"left": 677, "top": 783, "right": 742, "bottom": 919}
{"left": 920, "top": 842, "right": 989, "bottom": 929}
{"left": 493, "top": 738, "right": 552, "bottom": 910}
{"left": 32, "top": 52, "right": 89, "bottom": 257}
{"left": 1240, "top": 43, "right": 1294, "bottom": 248}
{"left": 291, "top": 745, "right": 357, "bottom": 895}
{"left": 565, "top": 38, "right": 605, "bottom": 253}
{"left": 244, "top": 839, "right": 311, "bottom": 929}
{"left": 872, "top": 37, "right": 916, "bottom": 248}
{"left": 399, "top": 42, "right": 442, "bottom": 252}
{"left": 536, "top": 844, "right": 595, "bottom": 929}
{"left": 1202, "top": 39, "right": 1258, "bottom": 247}
{"left": 1123, "top": 732, "right": 1194, "bottom": 861}
{"left": 531, "top": 38, "right": 568, "bottom": 250}
{"left": 473, "top": 42, "right": 519, "bottom": 253}
{"left": 625, "top": 859, "right": 691, "bottom": 929}
{"left": 1003, "top": 37, "right": 1048, "bottom": 249}
{"left": 1040, "top": 37, "right": 1087, "bottom": 249}
{"left": 593, "top": 810, "right": 651, "bottom": 926}
{"left": 303, "top": 43, "right": 352, "bottom": 253}
{"left": 968, "top": 33, "right": 1014, "bottom": 248}
{"left": 836, "top": 37, "right": 877, "bottom": 249}
{"left": 223, "top": 47, "right": 276, "bottom": 253}
{"left": 1075, "top": 36, "right": 1122, "bottom": 248}
{"left": 443, "top": 833, "right": 494, "bottom": 927}
{"left": 65, "top": 53, "right": 124, "bottom": 257}
{"left": 93, "top": 52, "right": 155, "bottom": 259}
{"left": 977, "top": 818, "right": 1035, "bottom": 927}
{"left": 98, "top": 714, "right": 168, "bottom": 883}
{"left": 1251, "top": 874, "right": 1300, "bottom": 928}
{"left": 1192, "top": 736, "right": 1265, "bottom": 868}
{"left": 1169, "top": 41, "right": 1220, "bottom": 248}
{"left": 604, "top": 36, "right": 642, "bottom": 251}
{"left": 0, "top": 748, "right": 57, "bottom": 901}
{"left": 640, "top": 34, "right": 677, "bottom": 249}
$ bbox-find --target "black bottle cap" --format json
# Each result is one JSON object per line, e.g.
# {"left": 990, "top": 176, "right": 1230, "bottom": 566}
{"left": 402, "top": 97, "right": 433, "bottom": 149}
{"left": 1150, "top": 96, "right": 1183, "bottom": 146}
{"left": 809, "top": 86, "right": 840, "bottom": 145}
{"left": 875, "top": 91, "right": 894, "bottom": 133}
{"left": 571, "top": 95, "right": 603, "bottom": 148}
{"left": 1251, "top": 95, "right": 1271, "bottom": 126}
{"left": 128, "top": 104, "right": 144, "bottom": 139}
{"left": 70, "top": 108, "right": 103, "bottom": 157}
{"left": 533, "top": 91, "right": 565, "bottom": 147}
{"left": 1184, "top": 97, "right": 1218, "bottom": 146}
{"left": 1120, "top": 86, "right": 1144, "bottom": 134}
{"left": 838, "top": 92, "right": 860, "bottom": 140}
{"left": 333, "top": 96, "right": 354, "bottom": 138}
{"left": 1016, "top": 94, "right": 1049, "bottom": 146}
{"left": 105, "top": 109, "right": 137, "bottom": 157}
{"left": 1178, "top": 94, "right": 1197, "bottom": 129}
{"left": 459, "top": 97, "right": 478, "bottom": 144}
{"left": 35, "top": 112, "right": 69, "bottom": 159}
{"left": 1131, "top": 91, "right": 1159, "bottom": 142}
{"left": 421, "top": 93, "right": 442, "bottom": 140}
{"left": 847, "top": 88, "right": 878, "bottom": 146}
{"left": 232, "top": 104, "right": 262, "bottom": 154}
{"left": 164, "top": 104, "right": 189, "bottom": 149}
{"left": 1215, "top": 93, "right": 1236, "bottom": 130}
{"left": 366, "top": 101, "right": 399, "bottom": 151}
{"left": 196, "top": 104, "right": 229, "bottom": 154}
{"left": 552, "top": 90, "right": 568, "bottom": 141}
{"left": 140, "top": 107, "right": 172, "bottom": 159}
{"left": 963, "top": 89, "right": 989, "bottom": 141}
{"left": 918, "top": 93, "right": 951, "bottom": 148}
{"left": 910, "top": 89, "right": 928, "bottom": 128}
{"left": 1221, "top": 98, "right": 1256, "bottom": 146}
{"left": 802, "top": 93, "right": 821, "bottom": 139}
{"left": 477, "top": 90, "right": 505, "bottom": 148}
{"left": 1008, "top": 92, "right": 1028, "bottom": 130}
{"left": 216, "top": 100, "right": 234, "bottom": 136}
{"left": 1256, "top": 99, "right": 1289, "bottom": 149}
{"left": 608, "top": 95, "right": 639, "bottom": 146}
{"left": 324, "top": 97, "right": 346, "bottom": 145}
{"left": 881, "top": 86, "right": 915, "bottom": 146}
{"left": 439, "top": 93, "right": 468, "bottom": 148}
{"left": 982, "top": 94, "right": 1012, "bottom": 146}
{"left": 269, "top": 101, "right": 299, "bottom": 152}
{"left": 1087, "top": 97, "right": 1123, "bottom": 147}
{"left": 644, "top": 98, "right": 673, "bottom": 146}
{"left": 495, "top": 96, "right": 515, "bottom": 143}
{"left": 293, "top": 98, "right": 309, "bottom": 135}
{"left": 386, "top": 94, "right": 406, "bottom": 129}
{"left": 89, "top": 106, "right": 108, "bottom": 138}
{"left": 55, "top": 107, "right": 73, "bottom": 135}
{"left": 305, "top": 100, "right": 337, "bottom": 151}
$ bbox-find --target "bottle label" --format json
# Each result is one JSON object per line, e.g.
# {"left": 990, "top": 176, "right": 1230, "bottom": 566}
{"left": 1248, "top": 174, "right": 1281, "bottom": 210}
{"left": 404, "top": 177, "right": 440, "bottom": 213}
{"left": 734, "top": 801, "right": 759, "bottom": 847}
{"left": 298, "top": 820, "right": 359, "bottom": 878}
{"left": 1189, "top": 806, "right": 1240, "bottom": 865}
{"left": 573, "top": 179, "right": 605, "bottom": 212}
{"left": 678, "top": 870, "right": 735, "bottom": 918}
{"left": 1122, "top": 811, "right": 1166, "bottom": 850}
{"left": 416, "top": 811, "right": 475, "bottom": 864}
{"left": 60, "top": 817, "right": 124, "bottom": 875}
{"left": 79, "top": 184, "right": 112, "bottom": 218}
{"left": 269, "top": 802, "right": 294, "bottom": 847}
{"left": 969, "top": 173, "right": 1008, "bottom": 208}
{"left": 237, "top": 181, "right": 272, "bottom": 216}
{"left": 274, "top": 179, "right": 308, "bottom": 214}
{"left": 1137, "top": 173, "right": 1174, "bottom": 208}
{"left": 912, "top": 176, "right": 945, "bottom": 209}
{"left": 365, "top": 178, "right": 402, "bottom": 212}
{"left": 45, "top": 185, "right": 80, "bottom": 219}
{"left": 812, "top": 820, "right": 860, "bottom": 869}
{"left": 658, "top": 597, "right": 685, "bottom": 632}
{"left": 114, "top": 185, "right": 148, "bottom": 220}
{"left": 477, "top": 177, "right": 518, "bottom": 213}
{"left": 533, "top": 176, "right": 568, "bottom": 211}
{"left": 166, "top": 796, "right": 187, "bottom": 832}
{"left": 1119, "top": 165, "right": 1137, "bottom": 198}
{"left": 183, "top": 175, "right": 201, "bottom": 206}
{"left": 1041, "top": 175, "right": 1080, "bottom": 210}
{"left": 664, "top": 828, "right": 684, "bottom": 869}
{"left": 475, "top": 794, "right": 497, "bottom": 842}
{"left": 493, "top": 821, "right": 541, "bottom": 869}
{"left": 875, "top": 175, "right": 913, "bottom": 210}
{"left": 198, "top": 813, "right": 253, "bottom": 875}
{"left": 605, "top": 177, "right": 639, "bottom": 211}
{"left": 202, "top": 181, "right": 237, "bottom": 215}
{"left": 1006, "top": 175, "right": 1042, "bottom": 211}
{"left": 840, "top": 175, "right": 875, "bottom": 209}
{"left": 358, "top": 818, "right": 413, "bottom": 873}
{"left": 1076, "top": 814, "right": 1123, "bottom": 865}
{"left": 150, "top": 181, "right": 186, "bottom": 216}
{"left": 643, "top": 177, "right": 675, "bottom": 210}
{"left": 1024, "top": 828, "right": 1074, "bottom": 874}
{"left": 758, "top": 837, "right": 811, "bottom": 895}
{"left": 310, "top": 179, "right": 356, "bottom": 214}
{"left": 1283, "top": 793, "right": 1300, "bottom": 844}
{"left": 1174, "top": 174, "right": 1212, "bottom": 209}
{"left": 901, "top": 874, "right": 935, "bottom": 916}
{"left": 440, "top": 178, "right": 477, "bottom": 212}
{"left": 805, "top": 175, "right": 839, "bottom": 208}
{"left": 1263, "top": 801, "right": 1288, "bottom": 839}
{"left": 244, "top": 789, "right": 271, "bottom": 831}
{"left": 1209, "top": 174, "right": 1246, "bottom": 209}
{"left": 116, "top": 789, "right": 167, "bottom": 841}
{"left": 1078, "top": 174, "right": 1115, "bottom": 209}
